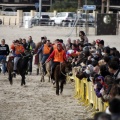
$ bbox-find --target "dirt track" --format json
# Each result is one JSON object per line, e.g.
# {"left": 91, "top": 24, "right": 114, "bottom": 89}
{"left": 0, "top": 71, "right": 86, "bottom": 120}
{"left": 0, "top": 25, "right": 120, "bottom": 120}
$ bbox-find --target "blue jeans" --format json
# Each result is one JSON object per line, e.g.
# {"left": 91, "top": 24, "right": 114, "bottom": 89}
{"left": 0, "top": 55, "right": 7, "bottom": 74}
{"left": 41, "top": 55, "right": 49, "bottom": 73}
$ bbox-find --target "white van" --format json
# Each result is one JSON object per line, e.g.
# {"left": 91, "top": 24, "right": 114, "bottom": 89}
{"left": 50, "top": 12, "right": 76, "bottom": 25}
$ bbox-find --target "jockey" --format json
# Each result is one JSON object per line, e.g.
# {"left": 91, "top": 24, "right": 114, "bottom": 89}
{"left": 11, "top": 40, "right": 25, "bottom": 75}
{"left": 46, "top": 42, "right": 67, "bottom": 83}
{"left": 37, "top": 40, "right": 53, "bottom": 75}
{"left": 0, "top": 39, "right": 10, "bottom": 74}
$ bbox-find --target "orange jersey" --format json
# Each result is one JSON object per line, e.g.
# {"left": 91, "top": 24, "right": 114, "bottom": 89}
{"left": 14, "top": 45, "right": 25, "bottom": 55}
{"left": 53, "top": 49, "right": 65, "bottom": 62}
{"left": 43, "top": 44, "right": 51, "bottom": 54}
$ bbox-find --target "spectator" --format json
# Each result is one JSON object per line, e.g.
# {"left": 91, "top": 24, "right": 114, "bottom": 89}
{"left": 79, "top": 31, "right": 88, "bottom": 45}
{"left": 66, "top": 38, "right": 72, "bottom": 49}
{"left": 108, "top": 60, "right": 120, "bottom": 80}
{"left": 0, "top": 39, "right": 10, "bottom": 74}
{"left": 22, "top": 38, "right": 27, "bottom": 50}
{"left": 107, "top": 97, "right": 120, "bottom": 120}
{"left": 27, "top": 36, "right": 36, "bottom": 75}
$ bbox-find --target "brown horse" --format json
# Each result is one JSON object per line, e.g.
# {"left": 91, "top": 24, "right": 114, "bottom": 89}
{"left": 54, "top": 61, "right": 72, "bottom": 95}
{"left": 34, "top": 42, "right": 42, "bottom": 75}
{"left": 40, "top": 60, "right": 51, "bottom": 82}
{"left": 7, "top": 52, "right": 32, "bottom": 86}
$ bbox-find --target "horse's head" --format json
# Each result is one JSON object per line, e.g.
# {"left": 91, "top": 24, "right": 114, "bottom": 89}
{"left": 62, "top": 60, "right": 72, "bottom": 74}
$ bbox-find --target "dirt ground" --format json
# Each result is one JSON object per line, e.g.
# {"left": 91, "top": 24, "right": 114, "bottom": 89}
{"left": 0, "top": 71, "right": 87, "bottom": 120}
{"left": 0, "top": 25, "right": 120, "bottom": 120}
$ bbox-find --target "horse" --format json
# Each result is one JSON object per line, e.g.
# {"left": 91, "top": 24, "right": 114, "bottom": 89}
{"left": 53, "top": 61, "right": 72, "bottom": 95}
{"left": 7, "top": 51, "right": 32, "bottom": 86}
{"left": 40, "top": 60, "right": 51, "bottom": 82}
{"left": 34, "top": 42, "right": 42, "bottom": 75}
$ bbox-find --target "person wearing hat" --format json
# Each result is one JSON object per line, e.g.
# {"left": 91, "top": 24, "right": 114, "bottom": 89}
{"left": 46, "top": 43, "right": 66, "bottom": 83}
{"left": 0, "top": 39, "right": 10, "bottom": 74}
{"left": 11, "top": 40, "right": 25, "bottom": 75}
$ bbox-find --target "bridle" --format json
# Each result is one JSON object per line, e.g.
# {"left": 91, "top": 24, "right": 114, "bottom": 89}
{"left": 60, "top": 62, "right": 67, "bottom": 76}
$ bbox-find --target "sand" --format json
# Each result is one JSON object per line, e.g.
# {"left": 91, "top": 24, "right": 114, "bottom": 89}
{"left": 0, "top": 25, "right": 120, "bottom": 120}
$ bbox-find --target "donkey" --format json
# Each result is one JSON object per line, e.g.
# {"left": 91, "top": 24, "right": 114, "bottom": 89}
{"left": 54, "top": 61, "right": 72, "bottom": 95}
{"left": 7, "top": 52, "right": 32, "bottom": 86}
{"left": 40, "top": 60, "right": 51, "bottom": 82}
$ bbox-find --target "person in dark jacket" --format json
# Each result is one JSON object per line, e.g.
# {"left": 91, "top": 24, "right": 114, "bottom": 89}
{"left": 27, "top": 36, "right": 36, "bottom": 75}
{"left": 0, "top": 39, "right": 10, "bottom": 74}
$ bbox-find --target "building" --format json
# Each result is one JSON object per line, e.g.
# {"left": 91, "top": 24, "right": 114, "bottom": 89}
{"left": 94, "top": 0, "right": 120, "bottom": 13}
{"left": 0, "top": 0, "right": 52, "bottom": 12}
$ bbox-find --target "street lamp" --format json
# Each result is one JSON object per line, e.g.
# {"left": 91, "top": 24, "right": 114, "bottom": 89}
{"left": 39, "top": 0, "right": 42, "bottom": 18}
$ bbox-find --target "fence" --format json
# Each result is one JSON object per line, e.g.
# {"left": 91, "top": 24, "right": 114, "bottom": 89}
{"left": 67, "top": 67, "right": 109, "bottom": 119}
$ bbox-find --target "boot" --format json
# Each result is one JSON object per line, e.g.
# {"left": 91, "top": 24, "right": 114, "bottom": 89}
{"left": 36, "top": 68, "right": 39, "bottom": 75}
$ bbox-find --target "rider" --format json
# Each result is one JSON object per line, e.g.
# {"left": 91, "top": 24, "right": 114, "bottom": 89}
{"left": 0, "top": 39, "right": 10, "bottom": 74}
{"left": 37, "top": 40, "right": 53, "bottom": 75}
{"left": 11, "top": 40, "right": 25, "bottom": 75}
{"left": 46, "top": 42, "right": 66, "bottom": 83}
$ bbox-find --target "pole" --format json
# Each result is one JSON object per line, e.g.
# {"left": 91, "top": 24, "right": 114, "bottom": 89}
{"left": 39, "top": 0, "right": 42, "bottom": 18}
{"left": 85, "top": 0, "right": 88, "bottom": 35}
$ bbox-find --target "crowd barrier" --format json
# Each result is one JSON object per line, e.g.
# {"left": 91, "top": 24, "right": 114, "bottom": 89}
{"left": 67, "top": 67, "right": 109, "bottom": 118}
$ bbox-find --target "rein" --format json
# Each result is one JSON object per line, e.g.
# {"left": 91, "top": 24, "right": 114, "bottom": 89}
{"left": 60, "top": 62, "right": 67, "bottom": 77}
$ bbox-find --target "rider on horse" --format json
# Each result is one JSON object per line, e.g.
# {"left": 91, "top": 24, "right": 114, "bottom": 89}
{"left": 46, "top": 42, "right": 66, "bottom": 83}
{"left": 0, "top": 39, "right": 10, "bottom": 74}
{"left": 11, "top": 40, "right": 25, "bottom": 76}
{"left": 36, "top": 40, "right": 53, "bottom": 75}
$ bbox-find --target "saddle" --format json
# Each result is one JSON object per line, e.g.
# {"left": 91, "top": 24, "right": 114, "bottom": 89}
{"left": 8, "top": 56, "right": 14, "bottom": 62}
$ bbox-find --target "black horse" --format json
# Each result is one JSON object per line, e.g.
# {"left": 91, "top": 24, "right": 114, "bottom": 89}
{"left": 7, "top": 52, "right": 32, "bottom": 86}
{"left": 54, "top": 61, "right": 72, "bottom": 95}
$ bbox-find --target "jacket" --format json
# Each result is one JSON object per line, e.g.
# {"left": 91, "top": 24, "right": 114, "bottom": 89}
{"left": 43, "top": 44, "right": 51, "bottom": 54}
{"left": 0, "top": 44, "right": 10, "bottom": 56}
{"left": 11, "top": 44, "right": 25, "bottom": 56}
{"left": 47, "top": 49, "right": 66, "bottom": 62}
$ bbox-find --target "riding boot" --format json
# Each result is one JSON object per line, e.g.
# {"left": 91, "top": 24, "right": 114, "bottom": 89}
{"left": 36, "top": 68, "right": 39, "bottom": 75}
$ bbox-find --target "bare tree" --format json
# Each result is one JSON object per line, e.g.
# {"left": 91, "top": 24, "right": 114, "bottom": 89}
{"left": 78, "top": 0, "right": 82, "bottom": 9}
{"left": 101, "top": 0, "right": 106, "bottom": 13}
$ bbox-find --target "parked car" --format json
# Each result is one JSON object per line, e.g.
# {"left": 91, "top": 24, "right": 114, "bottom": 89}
{"left": 50, "top": 12, "right": 76, "bottom": 26}
{"left": 0, "top": 19, "right": 2, "bottom": 25}
{"left": 75, "top": 13, "right": 95, "bottom": 26}
{"left": 39, "top": 15, "right": 50, "bottom": 25}
{"left": 31, "top": 15, "right": 50, "bottom": 26}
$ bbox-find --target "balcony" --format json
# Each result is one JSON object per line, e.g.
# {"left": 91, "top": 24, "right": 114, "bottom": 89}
{"left": 0, "top": 0, "right": 35, "bottom": 4}
{"left": 0, "top": 0, "right": 51, "bottom": 4}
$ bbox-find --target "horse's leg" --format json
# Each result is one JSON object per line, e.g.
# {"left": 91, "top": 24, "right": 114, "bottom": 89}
{"left": 56, "top": 79, "right": 59, "bottom": 95}
{"left": 9, "top": 72, "right": 13, "bottom": 85}
{"left": 21, "top": 74, "right": 25, "bottom": 86}
{"left": 60, "top": 80, "right": 64, "bottom": 94}
{"left": 40, "top": 72, "right": 44, "bottom": 82}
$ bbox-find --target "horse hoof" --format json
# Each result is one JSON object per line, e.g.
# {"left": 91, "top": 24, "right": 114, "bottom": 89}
{"left": 56, "top": 93, "right": 59, "bottom": 95}
{"left": 10, "top": 82, "right": 13, "bottom": 85}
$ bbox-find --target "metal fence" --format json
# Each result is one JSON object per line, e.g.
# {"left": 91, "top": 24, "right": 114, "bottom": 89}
{"left": 1, "top": 11, "right": 17, "bottom": 16}
{"left": 0, "top": 11, "right": 54, "bottom": 17}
